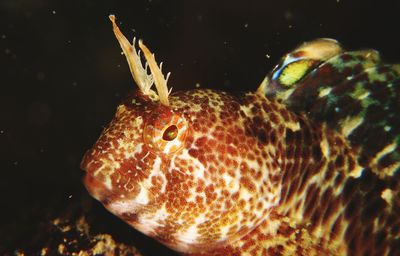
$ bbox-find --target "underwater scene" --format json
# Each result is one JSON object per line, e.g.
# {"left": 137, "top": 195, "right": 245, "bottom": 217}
{"left": 1, "top": 1, "right": 399, "bottom": 255}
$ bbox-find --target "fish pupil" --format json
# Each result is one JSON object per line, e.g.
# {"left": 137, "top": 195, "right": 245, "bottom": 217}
{"left": 163, "top": 125, "right": 178, "bottom": 141}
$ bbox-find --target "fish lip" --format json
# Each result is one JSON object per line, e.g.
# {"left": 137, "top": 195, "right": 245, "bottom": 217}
{"left": 80, "top": 149, "right": 102, "bottom": 174}
{"left": 82, "top": 171, "right": 115, "bottom": 203}
{"left": 82, "top": 173, "right": 99, "bottom": 201}
{"left": 80, "top": 150, "right": 112, "bottom": 201}
{"left": 83, "top": 171, "right": 145, "bottom": 216}
{"left": 80, "top": 150, "right": 91, "bottom": 172}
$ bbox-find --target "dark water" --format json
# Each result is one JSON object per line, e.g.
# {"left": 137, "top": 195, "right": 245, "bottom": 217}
{"left": 1, "top": 0, "right": 399, "bottom": 255}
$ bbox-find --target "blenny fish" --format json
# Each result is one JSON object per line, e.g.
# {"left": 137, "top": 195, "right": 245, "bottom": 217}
{"left": 81, "top": 15, "right": 400, "bottom": 255}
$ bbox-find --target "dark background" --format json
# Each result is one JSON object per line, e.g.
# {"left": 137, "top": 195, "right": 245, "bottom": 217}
{"left": 1, "top": 0, "right": 399, "bottom": 255}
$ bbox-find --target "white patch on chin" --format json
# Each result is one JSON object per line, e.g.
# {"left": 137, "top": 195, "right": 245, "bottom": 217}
{"left": 108, "top": 185, "right": 149, "bottom": 215}
{"left": 175, "top": 213, "right": 206, "bottom": 246}
{"left": 108, "top": 198, "right": 141, "bottom": 215}
{"left": 136, "top": 185, "right": 149, "bottom": 205}
{"left": 177, "top": 224, "right": 199, "bottom": 244}
{"left": 133, "top": 216, "right": 164, "bottom": 237}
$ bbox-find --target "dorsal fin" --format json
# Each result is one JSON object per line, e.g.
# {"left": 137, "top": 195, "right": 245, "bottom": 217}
{"left": 259, "top": 39, "right": 400, "bottom": 178}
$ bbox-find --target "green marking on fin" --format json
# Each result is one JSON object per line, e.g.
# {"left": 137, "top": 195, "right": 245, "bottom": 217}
{"left": 279, "top": 59, "right": 315, "bottom": 87}
{"left": 392, "top": 64, "right": 400, "bottom": 75}
{"left": 368, "top": 70, "right": 388, "bottom": 82}
{"left": 395, "top": 135, "right": 400, "bottom": 146}
{"left": 360, "top": 95, "right": 379, "bottom": 109}
{"left": 350, "top": 82, "right": 370, "bottom": 100}
{"left": 318, "top": 86, "right": 332, "bottom": 98}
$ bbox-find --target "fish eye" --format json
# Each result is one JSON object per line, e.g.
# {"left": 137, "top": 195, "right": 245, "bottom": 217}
{"left": 143, "top": 110, "right": 188, "bottom": 154}
{"left": 162, "top": 125, "right": 178, "bottom": 141}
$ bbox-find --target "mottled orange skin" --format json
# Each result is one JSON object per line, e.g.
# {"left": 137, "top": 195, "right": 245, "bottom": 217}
{"left": 80, "top": 21, "right": 400, "bottom": 254}
{"left": 81, "top": 84, "right": 399, "bottom": 255}
{"left": 83, "top": 89, "right": 280, "bottom": 252}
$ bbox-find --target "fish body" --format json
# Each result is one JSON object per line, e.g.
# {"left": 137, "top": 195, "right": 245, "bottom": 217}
{"left": 81, "top": 16, "right": 400, "bottom": 255}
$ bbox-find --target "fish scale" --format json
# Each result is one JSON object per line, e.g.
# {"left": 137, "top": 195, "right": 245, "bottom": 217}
{"left": 81, "top": 16, "right": 400, "bottom": 255}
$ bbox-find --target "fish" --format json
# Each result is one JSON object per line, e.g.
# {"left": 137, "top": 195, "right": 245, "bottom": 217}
{"left": 81, "top": 15, "right": 400, "bottom": 255}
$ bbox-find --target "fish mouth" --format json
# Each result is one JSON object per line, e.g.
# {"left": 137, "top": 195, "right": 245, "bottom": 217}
{"left": 80, "top": 149, "right": 94, "bottom": 173}
{"left": 83, "top": 173, "right": 108, "bottom": 201}
{"left": 80, "top": 150, "right": 114, "bottom": 203}
{"left": 83, "top": 166, "right": 148, "bottom": 221}
{"left": 80, "top": 149, "right": 145, "bottom": 208}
